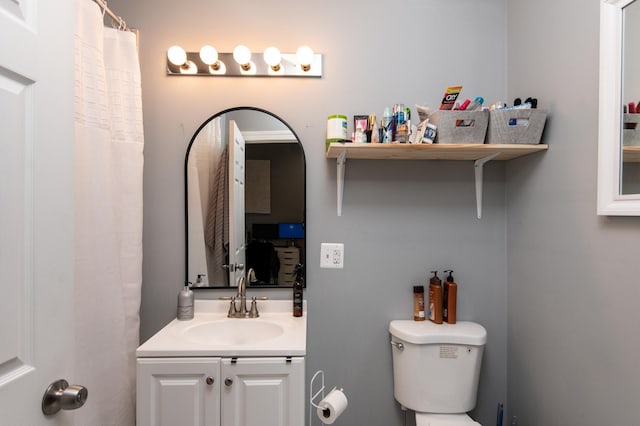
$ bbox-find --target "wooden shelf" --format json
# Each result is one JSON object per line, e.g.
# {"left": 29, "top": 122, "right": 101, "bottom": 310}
{"left": 326, "top": 142, "right": 548, "bottom": 219}
{"left": 623, "top": 146, "right": 640, "bottom": 162}
{"left": 326, "top": 142, "right": 548, "bottom": 161}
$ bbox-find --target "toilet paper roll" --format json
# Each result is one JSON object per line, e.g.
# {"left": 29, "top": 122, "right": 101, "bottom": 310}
{"left": 316, "top": 387, "right": 348, "bottom": 424}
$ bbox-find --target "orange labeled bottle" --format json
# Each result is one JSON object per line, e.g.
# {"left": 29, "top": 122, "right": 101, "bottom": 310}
{"left": 443, "top": 270, "right": 458, "bottom": 324}
{"left": 413, "top": 285, "right": 426, "bottom": 321}
{"left": 428, "top": 271, "right": 443, "bottom": 324}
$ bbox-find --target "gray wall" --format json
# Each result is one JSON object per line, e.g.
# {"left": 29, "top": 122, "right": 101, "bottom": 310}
{"left": 112, "top": 0, "right": 509, "bottom": 424}
{"left": 507, "top": 0, "right": 640, "bottom": 425}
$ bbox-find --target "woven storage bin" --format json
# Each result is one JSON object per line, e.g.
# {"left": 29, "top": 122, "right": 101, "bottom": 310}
{"left": 487, "top": 109, "right": 547, "bottom": 144}
{"left": 428, "top": 110, "right": 489, "bottom": 144}
{"left": 623, "top": 114, "right": 640, "bottom": 146}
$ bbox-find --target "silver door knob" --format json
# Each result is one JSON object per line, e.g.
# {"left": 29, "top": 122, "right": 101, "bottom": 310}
{"left": 206, "top": 376, "right": 215, "bottom": 385}
{"left": 225, "top": 378, "right": 233, "bottom": 386}
{"left": 42, "top": 379, "right": 88, "bottom": 415}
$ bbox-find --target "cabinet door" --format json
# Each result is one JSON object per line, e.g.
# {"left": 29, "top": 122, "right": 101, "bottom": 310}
{"left": 221, "top": 357, "right": 305, "bottom": 426}
{"left": 137, "top": 357, "right": 221, "bottom": 426}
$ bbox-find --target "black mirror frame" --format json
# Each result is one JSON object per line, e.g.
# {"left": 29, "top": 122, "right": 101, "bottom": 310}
{"left": 184, "top": 106, "right": 307, "bottom": 288}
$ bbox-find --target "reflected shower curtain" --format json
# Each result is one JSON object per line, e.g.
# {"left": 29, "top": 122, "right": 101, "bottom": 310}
{"left": 73, "top": 1, "right": 143, "bottom": 424}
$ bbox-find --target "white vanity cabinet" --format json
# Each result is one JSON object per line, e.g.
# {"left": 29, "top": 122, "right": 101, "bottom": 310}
{"left": 136, "top": 356, "right": 305, "bottom": 426}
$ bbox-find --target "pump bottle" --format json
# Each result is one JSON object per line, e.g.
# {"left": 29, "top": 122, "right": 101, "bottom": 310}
{"left": 177, "top": 282, "right": 194, "bottom": 320}
{"left": 443, "top": 270, "right": 458, "bottom": 324}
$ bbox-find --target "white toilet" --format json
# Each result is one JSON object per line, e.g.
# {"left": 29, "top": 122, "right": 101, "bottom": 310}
{"left": 389, "top": 320, "right": 487, "bottom": 426}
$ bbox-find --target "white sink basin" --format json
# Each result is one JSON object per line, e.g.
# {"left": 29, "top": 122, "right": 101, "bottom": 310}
{"left": 182, "top": 319, "right": 284, "bottom": 346}
{"left": 136, "top": 300, "right": 306, "bottom": 357}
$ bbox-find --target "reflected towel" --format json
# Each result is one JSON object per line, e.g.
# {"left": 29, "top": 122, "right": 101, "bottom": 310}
{"left": 204, "top": 144, "right": 229, "bottom": 284}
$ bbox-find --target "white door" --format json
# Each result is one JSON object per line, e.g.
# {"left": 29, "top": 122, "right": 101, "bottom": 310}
{"left": 228, "top": 120, "right": 246, "bottom": 287}
{"left": 0, "top": 0, "right": 79, "bottom": 424}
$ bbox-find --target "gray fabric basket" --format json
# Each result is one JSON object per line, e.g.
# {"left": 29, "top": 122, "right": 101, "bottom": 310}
{"left": 428, "top": 110, "right": 489, "bottom": 144}
{"left": 487, "top": 109, "right": 547, "bottom": 144}
{"left": 623, "top": 114, "right": 640, "bottom": 146}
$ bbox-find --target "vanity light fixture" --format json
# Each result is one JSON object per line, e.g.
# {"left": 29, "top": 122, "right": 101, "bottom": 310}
{"left": 233, "top": 45, "right": 252, "bottom": 71}
{"left": 167, "top": 45, "right": 197, "bottom": 74}
{"left": 296, "top": 45, "right": 314, "bottom": 71}
{"left": 166, "top": 44, "right": 322, "bottom": 77}
{"left": 263, "top": 46, "right": 282, "bottom": 72}
{"left": 199, "top": 45, "right": 220, "bottom": 71}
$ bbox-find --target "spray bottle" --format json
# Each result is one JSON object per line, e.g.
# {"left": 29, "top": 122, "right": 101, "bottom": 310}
{"left": 293, "top": 264, "right": 304, "bottom": 317}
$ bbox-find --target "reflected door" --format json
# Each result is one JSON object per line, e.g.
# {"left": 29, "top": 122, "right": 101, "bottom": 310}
{"left": 228, "top": 120, "right": 246, "bottom": 287}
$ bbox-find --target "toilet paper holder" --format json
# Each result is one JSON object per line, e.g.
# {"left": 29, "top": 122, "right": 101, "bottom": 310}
{"left": 310, "top": 370, "right": 345, "bottom": 425}
{"left": 310, "top": 370, "right": 329, "bottom": 423}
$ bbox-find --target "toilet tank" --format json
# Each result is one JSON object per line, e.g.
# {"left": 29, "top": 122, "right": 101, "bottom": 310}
{"left": 389, "top": 320, "right": 487, "bottom": 414}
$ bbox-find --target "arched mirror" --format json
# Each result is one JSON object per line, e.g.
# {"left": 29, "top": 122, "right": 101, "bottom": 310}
{"left": 598, "top": 0, "right": 640, "bottom": 214}
{"left": 185, "top": 107, "right": 306, "bottom": 288}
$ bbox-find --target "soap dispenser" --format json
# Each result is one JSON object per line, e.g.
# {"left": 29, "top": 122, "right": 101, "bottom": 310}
{"left": 428, "top": 271, "right": 443, "bottom": 324}
{"left": 177, "top": 282, "right": 194, "bottom": 320}
{"left": 443, "top": 270, "right": 457, "bottom": 324}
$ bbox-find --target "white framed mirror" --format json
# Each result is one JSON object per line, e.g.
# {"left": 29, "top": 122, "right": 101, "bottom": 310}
{"left": 598, "top": 0, "right": 640, "bottom": 215}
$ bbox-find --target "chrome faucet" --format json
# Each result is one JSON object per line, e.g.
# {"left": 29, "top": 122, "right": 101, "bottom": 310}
{"left": 227, "top": 275, "right": 260, "bottom": 318}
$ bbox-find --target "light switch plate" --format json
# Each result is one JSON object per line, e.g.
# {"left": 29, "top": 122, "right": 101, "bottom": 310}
{"left": 320, "top": 243, "right": 344, "bottom": 269}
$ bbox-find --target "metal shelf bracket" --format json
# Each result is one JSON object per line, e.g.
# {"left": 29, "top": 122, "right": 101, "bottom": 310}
{"left": 474, "top": 152, "right": 501, "bottom": 219}
{"left": 336, "top": 151, "right": 347, "bottom": 216}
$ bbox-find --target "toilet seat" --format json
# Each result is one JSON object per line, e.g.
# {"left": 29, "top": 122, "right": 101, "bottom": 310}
{"left": 415, "top": 412, "right": 481, "bottom": 426}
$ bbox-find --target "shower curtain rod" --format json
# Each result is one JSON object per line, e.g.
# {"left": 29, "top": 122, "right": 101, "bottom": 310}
{"left": 93, "top": 0, "right": 128, "bottom": 31}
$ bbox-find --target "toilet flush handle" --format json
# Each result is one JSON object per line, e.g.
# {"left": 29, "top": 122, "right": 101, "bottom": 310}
{"left": 390, "top": 341, "right": 404, "bottom": 351}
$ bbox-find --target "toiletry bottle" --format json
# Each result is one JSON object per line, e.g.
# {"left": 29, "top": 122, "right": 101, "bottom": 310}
{"left": 428, "top": 271, "right": 443, "bottom": 324}
{"left": 355, "top": 124, "right": 366, "bottom": 142}
{"left": 413, "top": 285, "right": 425, "bottom": 321}
{"left": 371, "top": 120, "right": 380, "bottom": 143}
{"left": 177, "top": 282, "right": 194, "bottom": 320}
{"left": 194, "top": 273, "right": 206, "bottom": 287}
{"left": 293, "top": 264, "right": 304, "bottom": 317}
{"left": 465, "top": 96, "right": 485, "bottom": 111}
{"left": 383, "top": 107, "right": 393, "bottom": 143}
{"left": 368, "top": 114, "right": 377, "bottom": 142}
{"left": 443, "top": 270, "right": 458, "bottom": 324}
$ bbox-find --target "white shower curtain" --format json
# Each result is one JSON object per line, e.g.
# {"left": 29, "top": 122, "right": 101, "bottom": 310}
{"left": 73, "top": 1, "right": 143, "bottom": 424}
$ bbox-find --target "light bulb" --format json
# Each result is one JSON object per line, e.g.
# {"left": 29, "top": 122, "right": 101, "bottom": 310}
{"left": 167, "top": 45, "right": 187, "bottom": 66}
{"left": 296, "top": 45, "right": 314, "bottom": 70}
{"left": 199, "top": 45, "right": 218, "bottom": 65}
{"left": 263, "top": 47, "right": 282, "bottom": 70}
{"left": 233, "top": 45, "right": 252, "bottom": 70}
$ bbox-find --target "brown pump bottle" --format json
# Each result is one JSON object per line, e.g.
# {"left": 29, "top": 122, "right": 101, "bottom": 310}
{"left": 443, "top": 270, "right": 458, "bottom": 324}
{"left": 428, "top": 271, "right": 443, "bottom": 324}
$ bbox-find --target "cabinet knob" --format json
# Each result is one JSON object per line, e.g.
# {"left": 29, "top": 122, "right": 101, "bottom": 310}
{"left": 224, "top": 378, "right": 233, "bottom": 386}
{"left": 206, "top": 376, "right": 214, "bottom": 385}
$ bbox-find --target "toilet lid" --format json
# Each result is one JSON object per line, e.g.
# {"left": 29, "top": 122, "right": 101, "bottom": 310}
{"left": 415, "top": 413, "right": 481, "bottom": 426}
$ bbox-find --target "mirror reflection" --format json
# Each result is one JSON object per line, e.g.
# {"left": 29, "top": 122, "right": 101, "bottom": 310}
{"left": 621, "top": 0, "right": 640, "bottom": 193}
{"left": 185, "top": 107, "right": 306, "bottom": 288}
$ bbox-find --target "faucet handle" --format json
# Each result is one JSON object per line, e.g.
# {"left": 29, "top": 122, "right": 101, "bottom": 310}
{"left": 249, "top": 297, "right": 260, "bottom": 318}
{"left": 227, "top": 297, "right": 238, "bottom": 317}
